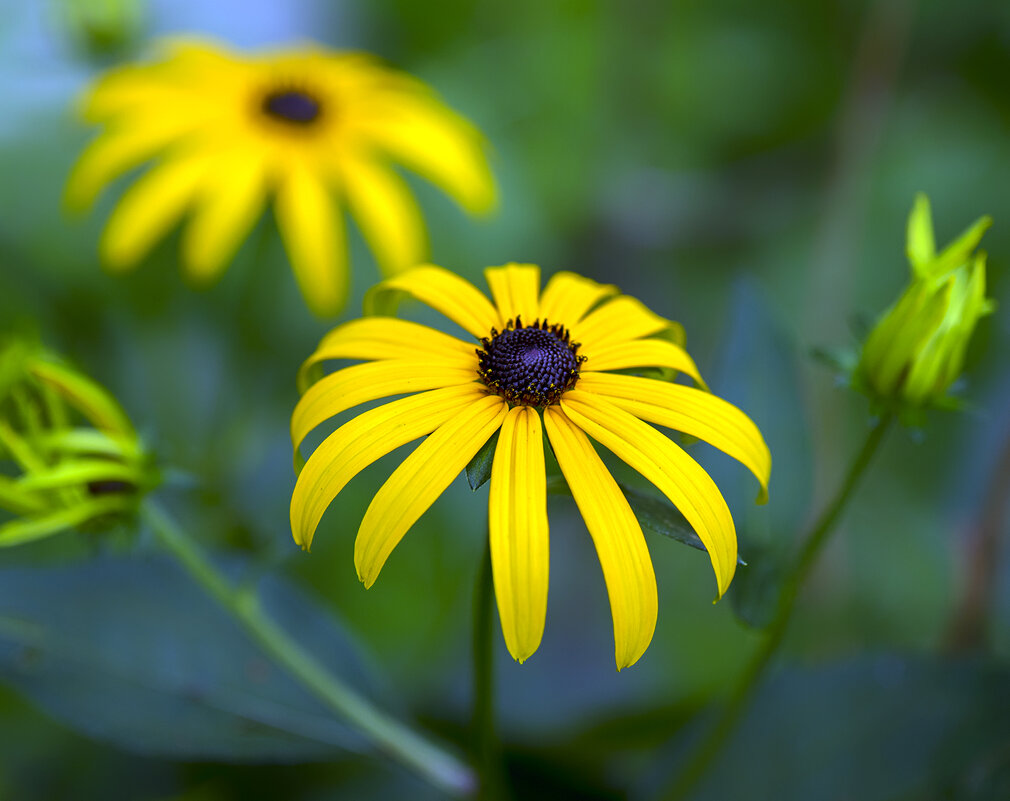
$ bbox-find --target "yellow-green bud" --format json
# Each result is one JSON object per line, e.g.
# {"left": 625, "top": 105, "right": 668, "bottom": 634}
{"left": 0, "top": 341, "right": 158, "bottom": 547}
{"left": 56, "top": 0, "right": 143, "bottom": 57}
{"left": 857, "top": 194, "right": 994, "bottom": 408}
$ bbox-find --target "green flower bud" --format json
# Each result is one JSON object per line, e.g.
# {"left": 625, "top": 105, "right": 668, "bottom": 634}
{"left": 57, "top": 0, "right": 144, "bottom": 57}
{"left": 856, "top": 194, "right": 995, "bottom": 409}
{"left": 0, "top": 341, "right": 158, "bottom": 547}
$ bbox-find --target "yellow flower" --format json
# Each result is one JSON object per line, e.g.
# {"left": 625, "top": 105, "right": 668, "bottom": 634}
{"left": 66, "top": 38, "right": 496, "bottom": 316}
{"left": 290, "top": 265, "right": 770, "bottom": 669}
{"left": 0, "top": 342, "right": 157, "bottom": 545}
{"left": 858, "top": 194, "right": 994, "bottom": 408}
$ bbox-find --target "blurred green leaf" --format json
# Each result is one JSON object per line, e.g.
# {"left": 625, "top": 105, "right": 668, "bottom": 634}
{"left": 465, "top": 429, "right": 499, "bottom": 491}
{"left": 0, "top": 555, "right": 378, "bottom": 762}
{"left": 708, "top": 281, "right": 812, "bottom": 628}
{"left": 0, "top": 497, "right": 131, "bottom": 547}
{"left": 651, "top": 655, "right": 1010, "bottom": 801}
{"left": 724, "top": 543, "right": 787, "bottom": 629}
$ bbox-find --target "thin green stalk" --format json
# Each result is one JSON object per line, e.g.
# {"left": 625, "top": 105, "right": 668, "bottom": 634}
{"left": 472, "top": 539, "right": 507, "bottom": 800}
{"left": 661, "top": 413, "right": 893, "bottom": 801}
{"left": 142, "top": 499, "right": 476, "bottom": 797}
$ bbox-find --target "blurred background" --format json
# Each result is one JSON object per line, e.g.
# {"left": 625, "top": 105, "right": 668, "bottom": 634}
{"left": 1, "top": 0, "right": 1009, "bottom": 798}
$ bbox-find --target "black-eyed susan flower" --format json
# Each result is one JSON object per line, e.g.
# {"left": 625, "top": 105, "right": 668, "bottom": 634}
{"left": 66, "top": 38, "right": 496, "bottom": 316}
{"left": 291, "top": 265, "right": 770, "bottom": 668}
{"left": 0, "top": 341, "right": 156, "bottom": 545}
{"left": 857, "top": 194, "right": 994, "bottom": 409}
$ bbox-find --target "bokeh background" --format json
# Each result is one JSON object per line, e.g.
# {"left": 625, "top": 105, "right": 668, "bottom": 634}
{"left": 1, "top": 0, "right": 1009, "bottom": 799}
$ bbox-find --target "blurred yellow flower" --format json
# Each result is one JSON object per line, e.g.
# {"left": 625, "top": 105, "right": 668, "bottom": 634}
{"left": 0, "top": 342, "right": 156, "bottom": 546}
{"left": 66, "top": 38, "right": 497, "bottom": 316}
{"left": 290, "top": 265, "right": 770, "bottom": 669}
{"left": 858, "top": 194, "right": 994, "bottom": 408}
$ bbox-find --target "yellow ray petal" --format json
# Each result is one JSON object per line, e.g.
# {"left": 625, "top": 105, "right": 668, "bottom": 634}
{"left": 64, "top": 121, "right": 202, "bottom": 211}
{"left": 543, "top": 406, "right": 657, "bottom": 670}
{"left": 560, "top": 390, "right": 737, "bottom": 597}
{"left": 291, "top": 359, "right": 478, "bottom": 454}
{"left": 359, "top": 95, "right": 496, "bottom": 214}
{"left": 578, "top": 372, "right": 770, "bottom": 503}
{"left": 571, "top": 297, "right": 675, "bottom": 353}
{"left": 355, "top": 393, "right": 507, "bottom": 587}
{"left": 582, "top": 338, "right": 706, "bottom": 388}
{"left": 80, "top": 63, "right": 190, "bottom": 122}
{"left": 489, "top": 406, "right": 549, "bottom": 663}
{"left": 298, "top": 317, "right": 475, "bottom": 393}
{"left": 364, "top": 264, "right": 501, "bottom": 338}
{"left": 484, "top": 264, "right": 540, "bottom": 324}
{"left": 182, "top": 148, "right": 267, "bottom": 283}
{"left": 275, "top": 163, "right": 347, "bottom": 317}
{"left": 291, "top": 384, "right": 486, "bottom": 550}
{"left": 537, "top": 272, "right": 618, "bottom": 327}
{"left": 339, "top": 156, "right": 426, "bottom": 277}
{"left": 99, "top": 154, "right": 212, "bottom": 271}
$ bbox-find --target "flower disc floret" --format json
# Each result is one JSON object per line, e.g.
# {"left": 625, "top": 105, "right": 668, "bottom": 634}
{"left": 261, "top": 88, "right": 323, "bottom": 125}
{"left": 477, "top": 317, "right": 585, "bottom": 407}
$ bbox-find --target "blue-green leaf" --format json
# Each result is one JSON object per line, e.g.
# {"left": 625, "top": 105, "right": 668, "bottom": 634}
{"left": 0, "top": 555, "right": 377, "bottom": 762}
{"left": 465, "top": 429, "right": 499, "bottom": 491}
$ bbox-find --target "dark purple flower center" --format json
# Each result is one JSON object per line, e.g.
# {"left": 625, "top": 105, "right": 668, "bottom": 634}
{"left": 261, "top": 89, "right": 322, "bottom": 125}
{"left": 477, "top": 317, "right": 584, "bottom": 407}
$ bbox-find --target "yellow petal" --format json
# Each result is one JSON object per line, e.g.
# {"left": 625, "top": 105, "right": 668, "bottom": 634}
{"left": 297, "top": 317, "right": 475, "bottom": 393}
{"left": 64, "top": 122, "right": 200, "bottom": 211}
{"left": 488, "top": 406, "right": 549, "bottom": 663}
{"left": 291, "top": 384, "right": 486, "bottom": 550}
{"left": 543, "top": 405, "right": 657, "bottom": 670}
{"left": 355, "top": 393, "right": 507, "bottom": 587}
{"left": 578, "top": 372, "right": 770, "bottom": 503}
{"left": 360, "top": 95, "right": 496, "bottom": 214}
{"left": 275, "top": 163, "right": 347, "bottom": 317}
{"left": 339, "top": 156, "right": 426, "bottom": 277}
{"left": 582, "top": 338, "right": 706, "bottom": 388}
{"left": 560, "top": 390, "right": 737, "bottom": 597}
{"left": 571, "top": 297, "right": 674, "bottom": 353}
{"left": 99, "top": 154, "right": 212, "bottom": 271}
{"left": 537, "top": 272, "right": 618, "bottom": 327}
{"left": 291, "top": 358, "right": 478, "bottom": 454}
{"left": 484, "top": 264, "right": 540, "bottom": 324}
{"left": 182, "top": 148, "right": 266, "bottom": 283}
{"left": 80, "top": 63, "right": 190, "bottom": 122}
{"left": 364, "top": 264, "right": 501, "bottom": 338}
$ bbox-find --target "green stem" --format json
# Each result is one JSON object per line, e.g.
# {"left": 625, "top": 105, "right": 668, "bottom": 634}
{"left": 661, "top": 412, "right": 893, "bottom": 801}
{"left": 472, "top": 539, "right": 506, "bottom": 799}
{"left": 142, "top": 499, "right": 476, "bottom": 798}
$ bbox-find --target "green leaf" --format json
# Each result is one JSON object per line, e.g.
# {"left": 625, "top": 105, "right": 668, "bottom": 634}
{"left": 546, "top": 476, "right": 743, "bottom": 563}
{"left": 706, "top": 280, "right": 811, "bottom": 628}
{"left": 0, "top": 497, "right": 132, "bottom": 547}
{"left": 39, "top": 428, "right": 137, "bottom": 460}
{"left": 0, "top": 475, "right": 46, "bottom": 516}
{"left": 655, "top": 655, "right": 1010, "bottom": 801}
{"left": 28, "top": 360, "right": 135, "bottom": 437}
{"left": 622, "top": 483, "right": 746, "bottom": 564}
{"left": 0, "top": 556, "right": 378, "bottom": 761}
{"left": 16, "top": 459, "right": 139, "bottom": 492}
{"left": 727, "top": 542, "right": 786, "bottom": 628}
{"left": 809, "top": 346, "right": 857, "bottom": 378}
{"left": 465, "top": 429, "right": 500, "bottom": 490}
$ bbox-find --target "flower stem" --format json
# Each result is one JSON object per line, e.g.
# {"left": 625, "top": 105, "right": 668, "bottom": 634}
{"left": 472, "top": 538, "right": 507, "bottom": 799}
{"left": 142, "top": 499, "right": 476, "bottom": 798}
{"left": 660, "top": 412, "right": 893, "bottom": 801}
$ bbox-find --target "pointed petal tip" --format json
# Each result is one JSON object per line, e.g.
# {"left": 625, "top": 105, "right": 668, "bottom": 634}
{"left": 615, "top": 651, "right": 644, "bottom": 671}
